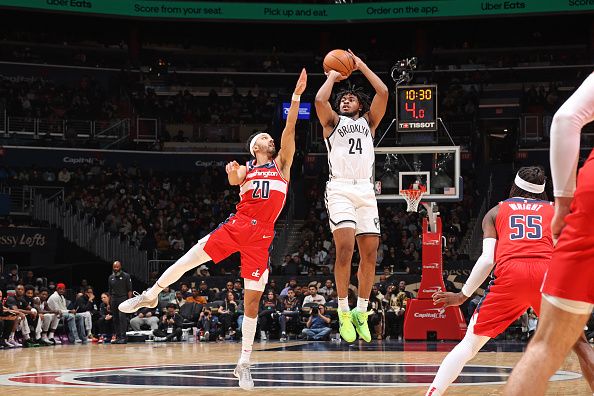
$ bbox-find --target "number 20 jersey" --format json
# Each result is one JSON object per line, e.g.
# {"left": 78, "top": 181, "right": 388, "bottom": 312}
{"left": 495, "top": 198, "right": 555, "bottom": 266}
{"left": 236, "top": 160, "right": 288, "bottom": 223}
{"left": 324, "top": 115, "right": 375, "bottom": 180}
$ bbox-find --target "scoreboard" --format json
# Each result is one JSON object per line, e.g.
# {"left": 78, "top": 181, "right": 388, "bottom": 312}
{"left": 396, "top": 85, "right": 438, "bottom": 133}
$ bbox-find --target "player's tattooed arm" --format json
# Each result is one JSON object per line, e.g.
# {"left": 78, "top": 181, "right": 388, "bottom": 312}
{"left": 225, "top": 161, "right": 247, "bottom": 185}
{"left": 277, "top": 68, "right": 307, "bottom": 180}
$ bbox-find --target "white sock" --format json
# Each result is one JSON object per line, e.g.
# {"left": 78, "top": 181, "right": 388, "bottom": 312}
{"left": 146, "top": 236, "right": 212, "bottom": 300}
{"left": 239, "top": 316, "right": 258, "bottom": 365}
{"left": 48, "top": 331, "right": 54, "bottom": 339}
{"left": 8, "top": 332, "right": 15, "bottom": 341}
{"left": 356, "top": 297, "right": 369, "bottom": 313}
{"left": 426, "top": 319, "right": 490, "bottom": 396}
{"left": 338, "top": 297, "right": 349, "bottom": 312}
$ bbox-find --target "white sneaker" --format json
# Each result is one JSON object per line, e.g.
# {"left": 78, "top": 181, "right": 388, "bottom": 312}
{"left": 234, "top": 362, "right": 254, "bottom": 390}
{"left": 118, "top": 291, "right": 158, "bottom": 314}
{"left": 74, "top": 339, "right": 83, "bottom": 344}
{"left": 7, "top": 339, "right": 22, "bottom": 348}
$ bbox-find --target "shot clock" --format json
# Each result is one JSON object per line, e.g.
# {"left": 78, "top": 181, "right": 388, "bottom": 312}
{"left": 396, "top": 85, "right": 438, "bottom": 132}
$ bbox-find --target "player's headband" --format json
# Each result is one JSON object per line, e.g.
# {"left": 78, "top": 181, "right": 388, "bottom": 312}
{"left": 515, "top": 173, "right": 545, "bottom": 194}
{"left": 249, "top": 132, "right": 267, "bottom": 157}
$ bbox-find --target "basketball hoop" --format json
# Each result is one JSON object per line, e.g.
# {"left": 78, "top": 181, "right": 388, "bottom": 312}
{"left": 400, "top": 185, "right": 427, "bottom": 212}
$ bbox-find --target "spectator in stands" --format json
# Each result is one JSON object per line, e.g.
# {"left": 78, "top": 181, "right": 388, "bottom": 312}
{"left": 376, "top": 274, "right": 389, "bottom": 295}
{"left": 280, "top": 278, "right": 297, "bottom": 297}
{"left": 279, "top": 288, "right": 300, "bottom": 342}
{"left": 233, "top": 279, "right": 244, "bottom": 299}
{"left": 72, "top": 286, "right": 98, "bottom": 340}
{"left": 198, "top": 307, "right": 220, "bottom": 342}
{"left": 174, "top": 290, "right": 186, "bottom": 307}
{"left": 36, "top": 287, "right": 61, "bottom": 345}
{"left": 158, "top": 286, "right": 176, "bottom": 310}
{"left": 217, "top": 281, "right": 239, "bottom": 301}
{"left": 196, "top": 264, "right": 210, "bottom": 277}
{"left": 153, "top": 303, "right": 183, "bottom": 342}
{"left": 267, "top": 279, "right": 279, "bottom": 295}
{"left": 258, "top": 290, "right": 282, "bottom": 341}
{"left": 97, "top": 292, "right": 114, "bottom": 343}
{"left": 384, "top": 286, "right": 407, "bottom": 340}
{"left": 398, "top": 281, "right": 414, "bottom": 299}
{"left": 198, "top": 280, "right": 215, "bottom": 302}
{"left": 318, "top": 279, "right": 335, "bottom": 299}
{"left": 368, "top": 287, "right": 385, "bottom": 340}
{"left": 47, "top": 283, "right": 86, "bottom": 344}
{"left": 185, "top": 287, "right": 205, "bottom": 305}
{"left": 130, "top": 307, "right": 159, "bottom": 332}
{"left": 302, "top": 285, "right": 326, "bottom": 306}
{"left": 217, "top": 291, "right": 239, "bottom": 339}
{"left": 58, "top": 168, "right": 71, "bottom": 184}
{"left": 179, "top": 282, "right": 191, "bottom": 298}
{"left": 6, "top": 284, "right": 39, "bottom": 347}
{"left": 0, "top": 290, "right": 18, "bottom": 348}
{"left": 301, "top": 304, "right": 331, "bottom": 341}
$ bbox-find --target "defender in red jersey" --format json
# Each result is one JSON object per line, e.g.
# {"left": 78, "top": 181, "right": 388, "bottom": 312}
{"left": 118, "top": 69, "right": 307, "bottom": 391}
{"left": 426, "top": 167, "right": 594, "bottom": 396}
{"left": 506, "top": 74, "right": 594, "bottom": 395}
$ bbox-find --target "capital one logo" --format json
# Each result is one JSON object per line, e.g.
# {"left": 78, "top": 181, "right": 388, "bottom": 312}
{"left": 423, "top": 262, "right": 440, "bottom": 270}
{"left": 421, "top": 286, "right": 442, "bottom": 294}
{"left": 413, "top": 308, "right": 446, "bottom": 319}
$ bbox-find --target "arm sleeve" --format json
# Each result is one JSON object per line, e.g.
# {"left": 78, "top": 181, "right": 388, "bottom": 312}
{"left": 461, "top": 238, "right": 497, "bottom": 297}
{"left": 551, "top": 73, "right": 594, "bottom": 197}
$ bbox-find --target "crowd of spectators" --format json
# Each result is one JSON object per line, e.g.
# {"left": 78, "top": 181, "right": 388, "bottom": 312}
{"left": 0, "top": 260, "right": 428, "bottom": 347}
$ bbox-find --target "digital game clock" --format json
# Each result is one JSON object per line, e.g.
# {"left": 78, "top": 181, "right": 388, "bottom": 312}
{"left": 396, "top": 85, "right": 438, "bottom": 133}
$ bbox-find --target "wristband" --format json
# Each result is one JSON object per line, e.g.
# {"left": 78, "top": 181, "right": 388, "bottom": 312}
{"left": 292, "top": 93, "right": 301, "bottom": 101}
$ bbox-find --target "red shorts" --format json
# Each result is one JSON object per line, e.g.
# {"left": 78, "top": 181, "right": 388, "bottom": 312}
{"left": 473, "top": 260, "right": 548, "bottom": 338}
{"left": 203, "top": 213, "right": 274, "bottom": 281}
{"left": 543, "top": 153, "right": 594, "bottom": 305}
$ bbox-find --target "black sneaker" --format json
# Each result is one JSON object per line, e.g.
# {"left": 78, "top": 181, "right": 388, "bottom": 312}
{"left": 0, "top": 340, "right": 10, "bottom": 349}
{"left": 113, "top": 338, "right": 127, "bottom": 344}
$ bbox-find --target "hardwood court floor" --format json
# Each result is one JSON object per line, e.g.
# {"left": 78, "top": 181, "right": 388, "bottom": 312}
{"left": 0, "top": 340, "right": 589, "bottom": 395}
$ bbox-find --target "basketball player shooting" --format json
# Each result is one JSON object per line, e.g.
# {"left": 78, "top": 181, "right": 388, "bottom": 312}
{"left": 505, "top": 74, "right": 594, "bottom": 395}
{"left": 315, "top": 49, "right": 388, "bottom": 342}
{"left": 118, "top": 68, "right": 307, "bottom": 391}
{"left": 425, "top": 166, "right": 594, "bottom": 396}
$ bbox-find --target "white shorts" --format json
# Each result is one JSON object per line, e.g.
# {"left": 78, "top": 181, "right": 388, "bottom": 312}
{"left": 244, "top": 269, "right": 269, "bottom": 292}
{"left": 325, "top": 179, "right": 380, "bottom": 236}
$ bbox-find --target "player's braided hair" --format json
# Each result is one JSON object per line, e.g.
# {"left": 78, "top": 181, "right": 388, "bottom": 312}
{"left": 334, "top": 86, "right": 371, "bottom": 116}
{"left": 509, "top": 166, "right": 548, "bottom": 201}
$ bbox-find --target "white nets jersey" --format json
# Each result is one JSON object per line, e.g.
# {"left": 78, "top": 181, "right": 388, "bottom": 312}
{"left": 324, "top": 115, "right": 375, "bottom": 180}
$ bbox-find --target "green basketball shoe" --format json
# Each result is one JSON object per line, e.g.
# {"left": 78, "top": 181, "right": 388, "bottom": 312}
{"left": 338, "top": 310, "right": 357, "bottom": 343}
{"left": 351, "top": 308, "right": 371, "bottom": 342}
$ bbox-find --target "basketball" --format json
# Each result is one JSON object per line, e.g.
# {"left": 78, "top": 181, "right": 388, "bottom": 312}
{"left": 323, "top": 49, "right": 355, "bottom": 77}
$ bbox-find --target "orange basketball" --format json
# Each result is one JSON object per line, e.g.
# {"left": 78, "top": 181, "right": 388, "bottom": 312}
{"left": 323, "top": 49, "right": 354, "bottom": 77}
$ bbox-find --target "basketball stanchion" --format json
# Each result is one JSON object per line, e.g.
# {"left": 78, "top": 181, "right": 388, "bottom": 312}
{"left": 402, "top": 193, "right": 467, "bottom": 341}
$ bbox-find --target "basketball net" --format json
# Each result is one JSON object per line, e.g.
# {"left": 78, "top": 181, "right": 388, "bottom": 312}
{"left": 400, "top": 184, "right": 427, "bottom": 213}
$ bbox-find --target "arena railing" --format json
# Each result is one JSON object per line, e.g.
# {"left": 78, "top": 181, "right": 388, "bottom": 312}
{"left": 33, "top": 194, "right": 149, "bottom": 283}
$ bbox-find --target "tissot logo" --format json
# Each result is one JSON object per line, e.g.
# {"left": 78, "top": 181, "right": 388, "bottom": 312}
{"left": 0, "top": 362, "right": 579, "bottom": 388}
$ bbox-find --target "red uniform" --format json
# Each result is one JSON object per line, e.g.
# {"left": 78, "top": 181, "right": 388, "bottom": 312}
{"left": 473, "top": 198, "right": 555, "bottom": 337}
{"left": 204, "top": 160, "right": 288, "bottom": 281}
{"left": 543, "top": 150, "right": 594, "bottom": 305}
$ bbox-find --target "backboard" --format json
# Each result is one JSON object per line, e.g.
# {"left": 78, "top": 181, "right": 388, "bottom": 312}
{"left": 374, "top": 146, "right": 462, "bottom": 203}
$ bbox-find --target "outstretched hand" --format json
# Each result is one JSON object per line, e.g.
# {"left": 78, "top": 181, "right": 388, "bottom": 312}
{"left": 325, "top": 69, "right": 347, "bottom": 81}
{"left": 225, "top": 161, "right": 240, "bottom": 175}
{"left": 348, "top": 49, "right": 365, "bottom": 71}
{"left": 294, "top": 68, "right": 307, "bottom": 95}
{"left": 432, "top": 291, "right": 467, "bottom": 308}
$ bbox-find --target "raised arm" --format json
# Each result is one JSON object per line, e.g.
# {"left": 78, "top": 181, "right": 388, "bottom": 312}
{"left": 315, "top": 70, "right": 344, "bottom": 138}
{"left": 276, "top": 68, "right": 307, "bottom": 180}
{"left": 348, "top": 49, "right": 388, "bottom": 134}
{"left": 225, "top": 161, "right": 247, "bottom": 186}
{"left": 433, "top": 206, "right": 499, "bottom": 307}
{"left": 550, "top": 72, "right": 594, "bottom": 242}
